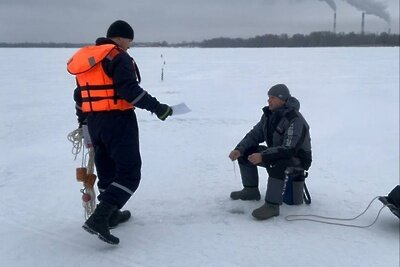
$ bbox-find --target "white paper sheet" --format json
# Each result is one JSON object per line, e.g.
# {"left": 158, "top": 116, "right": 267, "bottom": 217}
{"left": 171, "top": 102, "right": 191, "bottom": 115}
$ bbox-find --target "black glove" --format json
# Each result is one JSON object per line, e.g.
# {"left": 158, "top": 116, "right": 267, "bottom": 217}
{"left": 154, "top": 103, "right": 173, "bottom": 121}
{"left": 78, "top": 119, "right": 87, "bottom": 128}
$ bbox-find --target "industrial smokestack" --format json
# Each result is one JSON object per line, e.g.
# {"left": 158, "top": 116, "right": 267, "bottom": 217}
{"left": 333, "top": 12, "right": 337, "bottom": 33}
{"left": 344, "top": 0, "right": 391, "bottom": 26}
{"left": 361, "top": 12, "right": 365, "bottom": 34}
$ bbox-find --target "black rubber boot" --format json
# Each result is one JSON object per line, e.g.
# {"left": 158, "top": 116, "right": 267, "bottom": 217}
{"left": 252, "top": 202, "right": 280, "bottom": 220}
{"left": 230, "top": 187, "right": 261, "bottom": 201}
{"left": 109, "top": 209, "right": 131, "bottom": 229}
{"left": 82, "top": 201, "right": 120, "bottom": 245}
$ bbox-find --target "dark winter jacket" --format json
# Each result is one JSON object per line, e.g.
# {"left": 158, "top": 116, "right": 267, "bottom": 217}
{"left": 73, "top": 37, "right": 161, "bottom": 123}
{"left": 235, "top": 97, "right": 312, "bottom": 169}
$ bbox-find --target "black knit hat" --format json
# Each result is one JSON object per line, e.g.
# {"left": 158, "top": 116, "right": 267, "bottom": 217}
{"left": 106, "top": 20, "right": 134, "bottom": 40}
{"left": 268, "top": 84, "right": 291, "bottom": 101}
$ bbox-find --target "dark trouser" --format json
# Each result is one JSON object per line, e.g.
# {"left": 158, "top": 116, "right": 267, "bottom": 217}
{"left": 237, "top": 146, "right": 302, "bottom": 205}
{"left": 87, "top": 110, "right": 141, "bottom": 209}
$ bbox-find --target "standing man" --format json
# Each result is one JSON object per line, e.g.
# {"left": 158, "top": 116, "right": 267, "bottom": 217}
{"left": 229, "top": 84, "right": 312, "bottom": 220}
{"left": 67, "top": 20, "right": 173, "bottom": 244}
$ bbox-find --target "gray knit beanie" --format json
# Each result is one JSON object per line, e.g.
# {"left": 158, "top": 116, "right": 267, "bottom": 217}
{"left": 268, "top": 84, "right": 291, "bottom": 101}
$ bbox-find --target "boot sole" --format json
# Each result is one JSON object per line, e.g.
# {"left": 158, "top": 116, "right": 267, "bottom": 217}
{"left": 230, "top": 196, "right": 261, "bottom": 201}
{"left": 251, "top": 213, "right": 279, "bottom": 220}
{"left": 82, "top": 223, "right": 119, "bottom": 245}
{"left": 251, "top": 210, "right": 279, "bottom": 220}
{"left": 109, "top": 216, "right": 131, "bottom": 229}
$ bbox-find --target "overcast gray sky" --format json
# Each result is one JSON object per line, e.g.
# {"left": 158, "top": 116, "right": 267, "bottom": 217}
{"left": 0, "top": 0, "right": 398, "bottom": 43}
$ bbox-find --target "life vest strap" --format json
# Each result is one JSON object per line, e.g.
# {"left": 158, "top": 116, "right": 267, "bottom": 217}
{"left": 82, "top": 96, "right": 122, "bottom": 102}
{"left": 80, "top": 84, "right": 114, "bottom": 91}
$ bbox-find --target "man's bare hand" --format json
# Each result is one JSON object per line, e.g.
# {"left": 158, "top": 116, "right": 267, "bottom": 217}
{"left": 248, "top": 153, "right": 262, "bottom": 165}
{"left": 229, "top": 150, "right": 241, "bottom": 161}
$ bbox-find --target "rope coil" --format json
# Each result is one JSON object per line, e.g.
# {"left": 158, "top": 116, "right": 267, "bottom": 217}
{"left": 67, "top": 128, "right": 83, "bottom": 160}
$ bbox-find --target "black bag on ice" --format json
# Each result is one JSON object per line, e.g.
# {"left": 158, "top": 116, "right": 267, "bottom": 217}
{"left": 379, "top": 185, "right": 400, "bottom": 219}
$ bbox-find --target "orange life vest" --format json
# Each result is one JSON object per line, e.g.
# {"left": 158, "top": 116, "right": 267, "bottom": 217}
{"left": 67, "top": 44, "right": 133, "bottom": 112}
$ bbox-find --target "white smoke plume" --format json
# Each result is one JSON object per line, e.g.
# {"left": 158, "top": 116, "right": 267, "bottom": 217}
{"left": 342, "top": 0, "right": 391, "bottom": 24}
{"left": 318, "top": 0, "right": 337, "bottom": 11}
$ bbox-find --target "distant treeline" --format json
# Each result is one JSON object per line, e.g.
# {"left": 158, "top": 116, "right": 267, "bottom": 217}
{"left": 0, "top": 42, "right": 88, "bottom": 48}
{"left": 0, "top": 42, "right": 167, "bottom": 48}
{"left": 181, "top": 32, "right": 399, "bottom": 48}
{"left": 1, "top": 32, "right": 398, "bottom": 48}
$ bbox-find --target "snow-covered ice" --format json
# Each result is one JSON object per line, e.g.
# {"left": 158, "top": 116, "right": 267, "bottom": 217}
{"left": 0, "top": 47, "right": 398, "bottom": 267}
